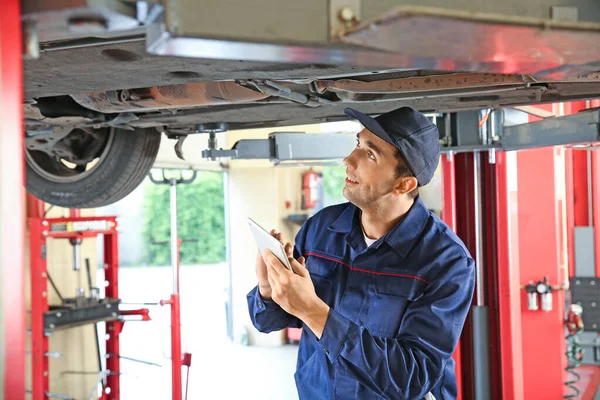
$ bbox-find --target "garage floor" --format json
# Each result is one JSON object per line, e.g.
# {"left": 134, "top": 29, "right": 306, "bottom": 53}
{"left": 115, "top": 265, "right": 299, "bottom": 400}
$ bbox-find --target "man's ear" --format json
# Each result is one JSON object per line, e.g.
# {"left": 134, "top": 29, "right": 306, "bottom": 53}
{"left": 393, "top": 176, "right": 418, "bottom": 196}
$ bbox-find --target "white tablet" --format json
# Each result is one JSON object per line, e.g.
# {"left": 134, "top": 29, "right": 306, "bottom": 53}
{"left": 248, "top": 217, "right": 293, "bottom": 271}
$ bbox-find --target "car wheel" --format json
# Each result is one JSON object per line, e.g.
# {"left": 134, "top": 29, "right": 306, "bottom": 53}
{"left": 26, "top": 127, "right": 161, "bottom": 208}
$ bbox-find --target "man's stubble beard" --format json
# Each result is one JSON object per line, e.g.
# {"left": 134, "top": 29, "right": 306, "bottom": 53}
{"left": 342, "top": 182, "right": 393, "bottom": 210}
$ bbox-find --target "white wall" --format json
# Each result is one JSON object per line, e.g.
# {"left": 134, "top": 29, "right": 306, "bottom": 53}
{"left": 419, "top": 163, "right": 443, "bottom": 214}
{"left": 226, "top": 124, "right": 322, "bottom": 346}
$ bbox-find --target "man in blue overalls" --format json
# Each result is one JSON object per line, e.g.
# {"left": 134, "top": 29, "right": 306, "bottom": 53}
{"left": 247, "top": 106, "right": 475, "bottom": 399}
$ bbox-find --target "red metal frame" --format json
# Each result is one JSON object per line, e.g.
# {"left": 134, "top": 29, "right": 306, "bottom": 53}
{"left": 571, "top": 150, "right": 590, "bottom": 226}
{"left": 104, "top": 222, "right": 120, "bottom": 400}
{"left": 494, "top": 151, "right": 525, "bottom": 400}
{"left": 563, "top": 101, "right": 590, "bottom": 278}
{"left": 1, "top": 0, "right": 26, "bottom": 398}
{"left": 483, "top": 153, "right": 502, "bottom": 399}
{"left": 593, "top": 149, "right": 600, "bottom": 277}
{"left": 564, "top": 148, "right": 576, "bottom": 278}
{"left": 29, "top": 221, "right": 49, "bottom": 400}
{"left": 592, "top": 100, "right": 600, "bottom": 278}
{"left": 440, "top": 154, "right": 463, "bottom": 399}
{"left": 441, "top": 154, "right": 457, "bottom": 231}
{"left": 28, "top": 216, "right": 120, "bottom": 400}
{"left": 453, "top": 152, "right": 476, "bottom": 400}
{"left": 27, "top": 194, "right": 45, "bottom": 219}
{"left": 450, "top": 151, "right": 506, "bottom": 400}
{"left": 159, "top": 238, "right": 183, "bottom": 400}
{"left": 517, "top": 105, "right": 567, "bottom": 399}
{"left": 161, "top": 294, "right": 183, "bottom": 400}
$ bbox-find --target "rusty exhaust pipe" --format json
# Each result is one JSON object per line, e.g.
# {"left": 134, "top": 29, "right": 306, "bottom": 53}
{"left": 70, "top": 81, "right": 270, "bottom": 113}
{"left": 314, "top": 73, "right": 531, "bottom": 94}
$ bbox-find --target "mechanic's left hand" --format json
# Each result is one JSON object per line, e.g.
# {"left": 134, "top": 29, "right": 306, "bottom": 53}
{"left": 264, "top": 251, "right": 330, "bottom": 336}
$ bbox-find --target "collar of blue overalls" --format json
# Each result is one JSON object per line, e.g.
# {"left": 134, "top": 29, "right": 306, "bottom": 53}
{"left": 327, "top": 196, "right": 431, "bottom": 258}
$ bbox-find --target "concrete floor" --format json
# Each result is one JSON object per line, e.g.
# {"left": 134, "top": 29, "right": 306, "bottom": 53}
{"left": 112, "top": 265, "right": 299, "bottom": 400}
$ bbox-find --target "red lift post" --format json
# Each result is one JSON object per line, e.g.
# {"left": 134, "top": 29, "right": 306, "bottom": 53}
{"left": 494, "top": 150, "right": 525, "bottom": 400}
{"left": 518, "top": 104, "right": 568, "bottom": 399}
{"left": 440, "top": 107, "right": 578, "bottom": 399}
{"left": 1, "top": 0, "right": 26, "bottom": 399}
{"left": 562, "top": 100, "right": 600, "bottom": 398}
{"left": 149, "top": 169, "right": 198, "bottom": 400}
{"left": 594, "top": 149, "right": 600, "bottom": 278}
{"left": 440, "top": 153, "right": 463, "bottom": 399}
{"left": 591, "top": 99, "right": 600, "bottom": 279}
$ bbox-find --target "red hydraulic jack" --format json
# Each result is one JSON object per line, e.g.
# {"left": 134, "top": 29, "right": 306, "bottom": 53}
{"left": 150, "top": 170, "right": 198, "bottom": 400}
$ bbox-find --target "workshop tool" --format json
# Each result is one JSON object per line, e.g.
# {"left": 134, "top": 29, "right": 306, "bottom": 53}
{"left": 70, "top": 238, "right": 82, "bottom": 271}
{"left": 149, "top": 169, "right": 197, "bottom": 400}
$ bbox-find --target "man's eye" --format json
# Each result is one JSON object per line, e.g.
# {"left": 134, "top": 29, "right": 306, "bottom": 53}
{"left": 356, "top": 140, "right": 360, "bottom": 147}
{"left": 368, "top": 151, "right": 375, "bottom": 160}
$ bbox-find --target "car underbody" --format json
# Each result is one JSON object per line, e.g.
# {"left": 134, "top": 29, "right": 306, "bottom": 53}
{"left": 20, "top": 0, "right": 600, "bottom": 207}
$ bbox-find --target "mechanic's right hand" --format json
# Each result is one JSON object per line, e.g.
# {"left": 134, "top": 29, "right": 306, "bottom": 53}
{"left": 257, "top": 229, "right": 293, "bottom": 300}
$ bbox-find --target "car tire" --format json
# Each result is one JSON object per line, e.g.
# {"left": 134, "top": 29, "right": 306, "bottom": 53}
{"left": 26, "top": 127, "right": 161, "bottom": 208}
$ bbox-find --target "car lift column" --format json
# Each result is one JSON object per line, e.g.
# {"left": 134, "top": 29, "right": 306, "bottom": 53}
{"left": 519, "top": 104, "right": 568, "bottom": 399}
{"left": 441, "top": 154, "right": 463, "bottom": 399}
{"left": 494, "top": 150, "right": 525, "bottom": 400}
{"left": 563, "top": 100, "right": 600, "bottom": 398}
{"left": 1, "top": 0, "right": 26, "bottom": 399}
{"left": 443, "top": 151, "right": 497, "bottom": 400}
{"left": 590, "top": 100, "right": 600, "bottom": 279}
{"left": 594, "top": 146, "right": 600, "bottom": 278}
{"left": 471, "top": 152, "right": 492, "bottom": 400}
{"left": 465, "top": 152, "right": 501, "bottom": 400}
{"left": 166, "top": 177, "right": 183, "bottom": 400}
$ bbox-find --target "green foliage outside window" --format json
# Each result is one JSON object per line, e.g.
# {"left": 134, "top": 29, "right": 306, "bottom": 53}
{"left": 140, "top": 166, "right": 347, "bottom": 266}
{"left": 321, "top": 165, "right": 347, "bottom": 207}
{"left": 141, "top": 170, "right": 226, "bottom": 266}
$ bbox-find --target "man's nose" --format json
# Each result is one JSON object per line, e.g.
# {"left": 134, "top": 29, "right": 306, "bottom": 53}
{"left": 343, "top": 155, "right": 353, "bottom": 169}
{"left": 343, "top": 149, "right": 357, "bottom": 169}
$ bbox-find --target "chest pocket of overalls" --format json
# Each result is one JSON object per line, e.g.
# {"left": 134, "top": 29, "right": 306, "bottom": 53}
{"left": 365, "top": 276, "right": 426, "bottom": 337}
{"left": 306, "top": 257, "right": 335, "bottom": 306}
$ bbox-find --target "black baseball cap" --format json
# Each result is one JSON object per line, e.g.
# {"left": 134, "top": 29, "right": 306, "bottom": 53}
{"left": 344, "top": 106, "right": 440, "bottom": 186}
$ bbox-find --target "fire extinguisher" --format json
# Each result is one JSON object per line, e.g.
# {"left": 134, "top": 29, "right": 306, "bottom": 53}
{"left": 302, "top": 170, "right": 320, "bottom": 210}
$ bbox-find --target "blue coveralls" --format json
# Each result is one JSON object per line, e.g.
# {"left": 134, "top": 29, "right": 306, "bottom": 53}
{"left": 247, "top": 197, "right": 475, "bottom": 399}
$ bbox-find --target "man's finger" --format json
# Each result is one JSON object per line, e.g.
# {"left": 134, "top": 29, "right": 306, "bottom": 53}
{"left": 264, "top": 253, "right": 282, "bottom": 277}
{"left": 267, "top": 267, "right": 279, "bottom": 294}
{"left": 284, "top": 242, "right": 293, "bottom": 257}
{"left": 267, "top": 252, "right": 291, "bottom": 275}
{"left": 290, "top": 257, "right": 310, "bottom": 278}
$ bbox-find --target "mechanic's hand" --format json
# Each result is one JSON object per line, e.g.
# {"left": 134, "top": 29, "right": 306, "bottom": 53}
{"left": 256, "top": 230, "right": 293, "bottom": 300}
{"left": 265, "top": 250, "right": 330, "bottom": 338}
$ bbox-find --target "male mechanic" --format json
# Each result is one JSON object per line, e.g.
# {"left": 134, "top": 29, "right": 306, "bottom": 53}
{"left": 247, "top": 106, "right": 475, "bottom": 400}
